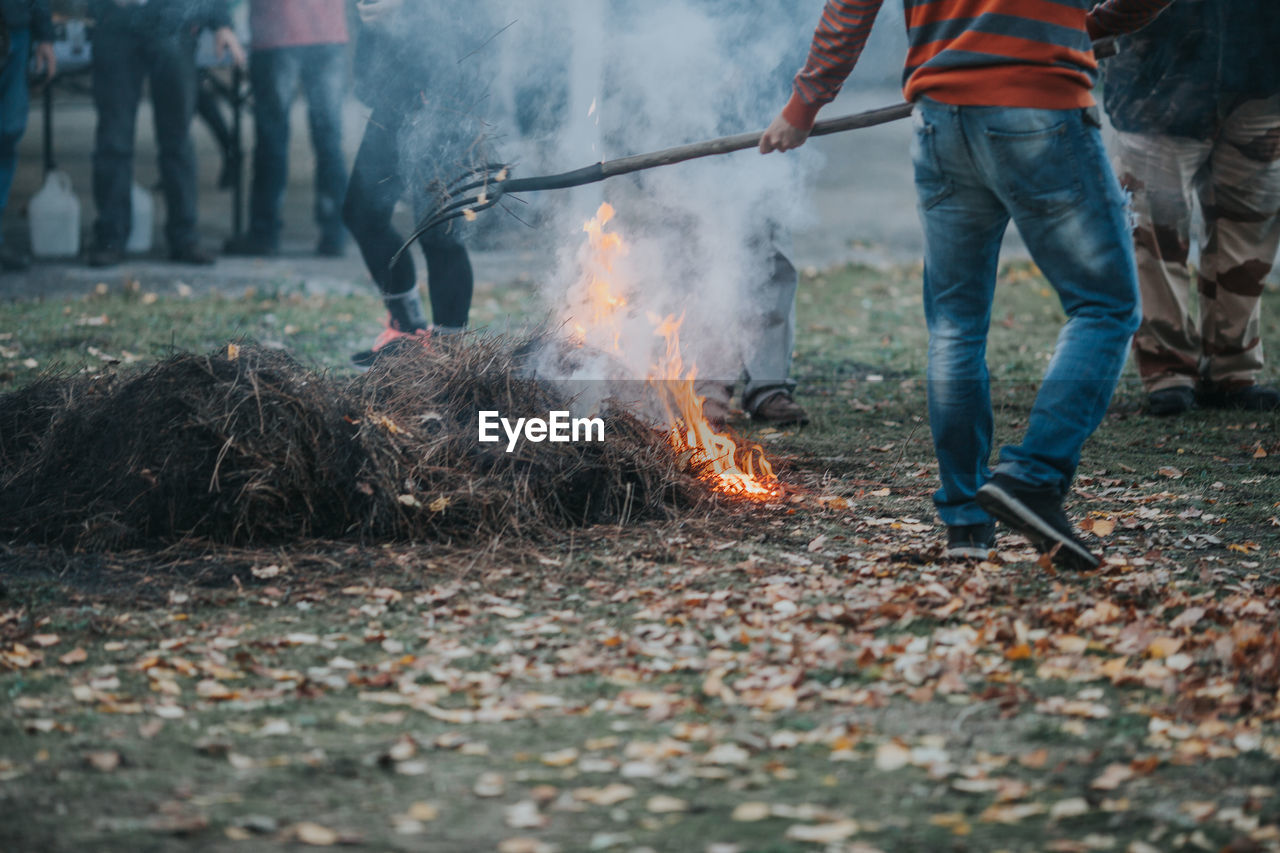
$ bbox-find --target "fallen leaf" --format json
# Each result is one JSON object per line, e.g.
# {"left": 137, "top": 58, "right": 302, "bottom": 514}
{"left": 59, "top": 647, "right": 88, "bottom": 666}
{"left": 784, "top": 820, "right": 860, "bottom": 843}
{"left": 292, "top": 822, "right": 339, "bottom": 846}
{"left": 1049, "top": 798, "right": 1091, "bottom": 820}
{"left": 84, "top": 751, "right": 121, "bottom": 772}
{"left": 474, "top": 772, "right": 506, "bottom": 798}
{"left": 504, "top": 801, "right": 546, "bottom": 830}
{"left": 646, "top": 795, "right": 688, "bottom": 814}
{"left": 574, "top": 784, "right": 635, "bottom": 807}
{"left": 541, "top": 748, "right": 579, "bottom": 767}
{"left": 731, "top": 802, "right": 771, "bottom": 822}
{"left": 874, "top": 741, "right": 911, "bottom": 772}
{"left": 1090, "top": 763, "right": 1135, "bottom": 791}
{"left": 497, "top": 840, "right": 557, "bottom": 853}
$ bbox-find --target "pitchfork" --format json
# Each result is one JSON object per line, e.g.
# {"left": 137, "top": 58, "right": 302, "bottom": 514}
{"left": 392, "top": 37, "right": 1121, "bottom": 269}
{"left": 391, "top": 101, "right": 914, "bottom": 269}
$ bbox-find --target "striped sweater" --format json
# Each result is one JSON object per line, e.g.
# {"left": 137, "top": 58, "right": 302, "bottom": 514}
{"left": 782, "top": 0, "right": 1173, "bottom": 130}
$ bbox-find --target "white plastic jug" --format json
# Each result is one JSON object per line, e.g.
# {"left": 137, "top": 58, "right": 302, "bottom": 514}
{"left": 29, "top": 171, "right": 81, "bottom": 259}
{"left": 127, "top": 183, "right": 155, "bottom": 254}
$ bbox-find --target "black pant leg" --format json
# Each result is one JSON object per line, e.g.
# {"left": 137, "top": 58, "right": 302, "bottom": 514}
{"left": 344, "top": 107, "right": 414, "bottom": 295}
{"left": 91, "top": 26, "right": 146, "bottom": 250}
{"left": 146, "top": 34, "right": 200, "bottom": 251}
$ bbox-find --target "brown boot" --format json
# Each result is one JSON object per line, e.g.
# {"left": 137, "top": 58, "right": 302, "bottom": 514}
{"left": 751, "top": 391, "right": 809, "bottom": 426}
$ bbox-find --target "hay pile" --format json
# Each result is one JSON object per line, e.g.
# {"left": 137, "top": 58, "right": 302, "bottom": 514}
{"left": 0, "top": 340, "right": 702, "bottom": 549}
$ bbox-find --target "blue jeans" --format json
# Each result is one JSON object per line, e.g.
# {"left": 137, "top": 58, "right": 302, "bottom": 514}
{"left": 0, "top": 29, "right": 32, "bottom": 247}
{"left": 248, "top": 44, "right": 347, "bottom": 247}
{"left": 911, "top": 98, "right": 1140, "bottom": 527}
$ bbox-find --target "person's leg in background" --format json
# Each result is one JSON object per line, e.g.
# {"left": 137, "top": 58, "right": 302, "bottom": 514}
{"left": 300, "top": 43, "right": 348, "bottom": 257}
{"left": 1196, "top": 94, "right": 1280, "bottom": 411}
{"left": 343, "top": 108, "right": 432, "bottom": 367}
{"left": 90, "top": 26, "right": 146, "bottom": 267}
{"left": 741, "top": 224, "right": 807, "bottom": 426}
{"left": 147, "top": 33, "right": 208, "bottom": 263}
{"left": 0, "top": 29, "right": 32, "bottom": 270}
{"left": 1111, "top": 129, "right": 1213, "bottom": 415}
{"left": 227, "top": 47, "right": 300, "bottom": 255}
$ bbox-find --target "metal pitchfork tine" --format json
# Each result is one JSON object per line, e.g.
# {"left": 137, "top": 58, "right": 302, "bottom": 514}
{"left": 390, "top": 101, "right": 916, "bottom": 270}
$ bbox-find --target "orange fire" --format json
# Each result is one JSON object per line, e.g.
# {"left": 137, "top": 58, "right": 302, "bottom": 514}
{"left": 567, "top": 203, "right": 780, "bottom": 500}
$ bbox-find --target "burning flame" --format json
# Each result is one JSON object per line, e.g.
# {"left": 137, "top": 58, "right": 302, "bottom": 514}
{"left": 568, "top": 204, "right": 780, "bottom": 501}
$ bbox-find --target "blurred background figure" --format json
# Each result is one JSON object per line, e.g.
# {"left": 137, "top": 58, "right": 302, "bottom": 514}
{"left": 689, "top": 0, "right": 818, "bottom": 428}
{"left": 344, "top": 0, "right": 500, "bottom": 369}
{"left": 225, "top": 0, "right": 348, "bottom": 258}
{"left": 87, "top": 0, "right": 244, "bottom": 268}
{"left": 1102, "top": 0, "right": 1280, "bottom": 414}
{"left": 0, "top": 0, "right": 56, "bottom": 270}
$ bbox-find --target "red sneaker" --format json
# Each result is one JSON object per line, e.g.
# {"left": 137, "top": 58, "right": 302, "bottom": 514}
{"left": 351, "top": 317, "right": 433, "bottom": 371}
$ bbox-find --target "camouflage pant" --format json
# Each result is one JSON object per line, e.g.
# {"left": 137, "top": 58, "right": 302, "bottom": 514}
{"left": 1114, "top": 95, "right": 1280, "bottom": 393}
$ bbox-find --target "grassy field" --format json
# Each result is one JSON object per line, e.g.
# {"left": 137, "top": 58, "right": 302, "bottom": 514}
{"left": 1, "top": 264, "right": 1278, "bottom": 852}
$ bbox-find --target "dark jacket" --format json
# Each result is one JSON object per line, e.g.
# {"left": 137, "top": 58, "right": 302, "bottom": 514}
{"left": 0, "top": 0, "right": 53, "bottom": 40}
{"left": 1101, "top": 0, "right": 1280, "bottom": 139}
{"left": 88, "top": 0, "right": 232, "bottom": 36}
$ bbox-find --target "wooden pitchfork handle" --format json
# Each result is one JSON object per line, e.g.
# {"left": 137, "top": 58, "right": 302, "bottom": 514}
{"left": 390, "top": 102, "right": 913, "bottom": 268}
{"left": 392, "top": 38, "right": 1119, "bottom": 267}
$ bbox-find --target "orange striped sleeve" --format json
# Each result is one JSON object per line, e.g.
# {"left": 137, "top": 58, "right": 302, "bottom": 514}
{"left": 783, "top": 0, "right": 887, "bottom": 131}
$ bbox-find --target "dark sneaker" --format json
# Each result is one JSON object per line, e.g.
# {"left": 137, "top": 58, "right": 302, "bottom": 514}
{"left": 1200, "top": 383, "right": 1280, "bottom": 412}
{"left": 976, "top": 474, "right": 1100, "bottom": 571}
{"left": 87, "top": 246, "right": 123, "bottom": 268}
{"left": 1147, "top": 386, "right": 1196, "bottom": 416}
{"left": 945, "top": 521, "right": 996, "bottom": 560}
{"left": 224, "top": 233, "right": 279, "bottom": 257}
{"left": 0, "top": 244, "right": 31, "bottom": 272}
{"left": 751, "top": 391, "right": 810, "bottom": 427}
{"left": 351, "top": 319, "right": 433, "bottom": 371}
{"left": 170, "top": 244, "right": 217, "bottom": 266}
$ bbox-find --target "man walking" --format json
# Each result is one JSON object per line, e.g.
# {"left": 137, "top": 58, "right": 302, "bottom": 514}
{"left": 1102, "top": 0, "right": 1280, "bottom": 415}
{"left": 87, "top": 0, "right": 245, "bottom": 267}
{"left": 0, "top": 0, "right": 55, "bottom": 271}
{"left": 225, "top": 0, "right": 349, "bottom": 258}
{"left": 761, "top": 0, "right": 1169, "bottom": 569}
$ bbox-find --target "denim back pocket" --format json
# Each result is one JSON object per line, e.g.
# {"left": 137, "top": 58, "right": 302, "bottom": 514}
{"left": 983, "top": 116, "right": 1084, "bottom": 218}
{"left": 911, "top": 110, "right": 954, "bottom": 210}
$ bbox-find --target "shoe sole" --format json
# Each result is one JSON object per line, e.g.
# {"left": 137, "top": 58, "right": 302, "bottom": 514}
{"left": 945, "top": 544, "right": 994, "bottom": 560}
{"left": 976, "top": 483, "right": 1099, "bottom": 571}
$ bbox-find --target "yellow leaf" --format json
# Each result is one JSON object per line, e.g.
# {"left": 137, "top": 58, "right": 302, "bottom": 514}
{"left": 428, "top": 496, "right": 451, "bottom": 513}
{"left": 226, "top": 343, "right": 240, "bottom": 360}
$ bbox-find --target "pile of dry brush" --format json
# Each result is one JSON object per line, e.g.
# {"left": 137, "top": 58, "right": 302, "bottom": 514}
{"left": 0, "top": 340, "right": 704, "bottom": 550}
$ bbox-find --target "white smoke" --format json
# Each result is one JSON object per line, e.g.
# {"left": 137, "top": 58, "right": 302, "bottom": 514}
{"left": 486, "top": 0, "right": 827, "bottom": 389}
